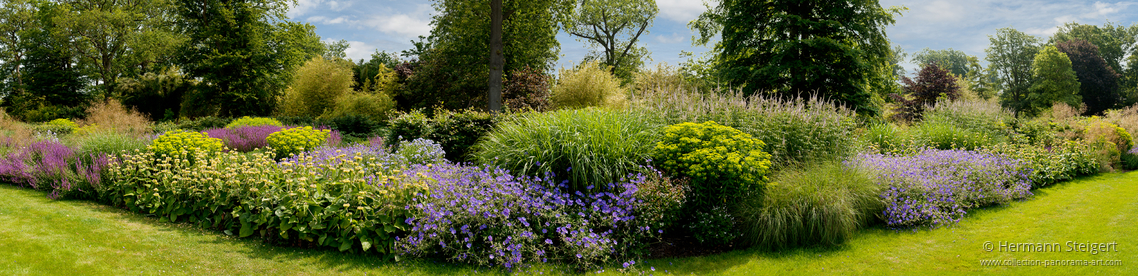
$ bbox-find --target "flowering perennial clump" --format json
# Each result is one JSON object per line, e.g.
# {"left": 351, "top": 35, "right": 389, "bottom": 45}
{"left": 851, "top": 149, "right": 1033, "bottom": 228}
{"left": 267, "top": 126, "right": 330, "bottom": 159}
{"left": 148, "top": 129, "right": 223, "bottom": 160}
{"left": 224, "top": 116, "right": 283, "bottom": 129}
{"left": 652, "top": 121, "right": 771, "bottom": 209}
{"left": 205, "top": 125, "right": 285, "bottom": 152}
{"left": 396, "top": 164, "right": 665, "bottom": 270}
{"left": 0, "top": 140, "right": 110, "bottom": 199}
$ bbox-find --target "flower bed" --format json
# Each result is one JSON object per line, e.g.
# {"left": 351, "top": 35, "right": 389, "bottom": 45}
{"left": 851, "top": 149, "right": 1033, "bottom": 227}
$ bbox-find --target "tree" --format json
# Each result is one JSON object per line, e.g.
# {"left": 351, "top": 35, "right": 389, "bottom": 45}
{"left": 692, "top": 0, "right": 902, "bottom": 116}
{"left": 400, "top": 0, "right": 563, "bottom": 111}
{"left": 560, "top": 0, "right": 657, "bottom": 83}
{"left": 1055, "top": 39, "right": 1121, "bottom": 115}
{"left": 891, "top": 62, "right": 959, "bottom": 121}
{"left": 910, "top": 48, "right": 971, "bottom": 76}
{"left": 175, "top": 0, "right": 323, "bottom": 117}
{"left": 1026, "top": 45, "right": 1080, "bottom": 116}
{"left": 2, "top": 0, "right": 88, "bottom": 121}
{"left": 488, "top": 0, "right": 503, "bottom": 112}
{"left": 0, "top": 0, "right": 37, "bottom": 97}
{"left": 54, "top": 0, "right": 175, "bottom": 100}
{"left": 963, "top": 56, "right": 997, "bottom": 100}
{"left": 1050, "top": 22, "right": 1137, "bottom": 73}
{"left": 985, "top": 27, "right": 1039, "bottom": 116}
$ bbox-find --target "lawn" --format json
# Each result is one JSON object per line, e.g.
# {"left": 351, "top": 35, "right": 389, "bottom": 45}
{"left": 2, "top": 171, "right": 1135, "bottom": 275}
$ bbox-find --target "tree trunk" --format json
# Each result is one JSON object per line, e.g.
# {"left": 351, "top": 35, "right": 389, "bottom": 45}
{"left": 487, "top": 0, "right": 503, "bottom": 112}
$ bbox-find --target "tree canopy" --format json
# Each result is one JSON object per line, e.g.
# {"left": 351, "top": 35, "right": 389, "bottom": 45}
{"left": 1027, "top": 45, "right": 1081, "bottom": 116}
{"left": 1055, "top": 39, "right": 1121, "bottom": 115}
{"left": 560, "top": 0, "right": 657, "bottom": 83}
{"left": 693, "top": 0, "right": 902, "bottom": 116}
{"left": 986, "top": 27, "right": 1040, "bottom": 116}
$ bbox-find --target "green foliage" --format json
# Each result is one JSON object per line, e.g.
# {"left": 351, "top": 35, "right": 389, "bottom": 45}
{"left": 736, "top": 160, "right": 884, "bottom": 249}
{"left": 923, "top": 100, "right": 1015, "bottom": 140}
{"left": 175, "top": 0, "right": 323, "bottom": 116}
{"left": 1050, "top": 22, "right": 1135, "bottom": 74}
{"left": 426, "top": 109, "right": 499, "bottom": 161}
{"left": 384, "top": 110, "right": 432, "bottom": 145}
{"left": 1026, "top": 45, "right": 1082, "bottom": 117}
{"left": 913, "top": 120, "right": 998, "bottom": 151}
{"left": 71, "top": 129, "right": 150, "bottom": 161}
{"left": 549, "top": 61, "right": 628, "bottom": 109}
{"left": 559, "top": 0, "right": 658, "bottom": 83}
{"left": 328, "top": 114, "right": 381, "bottom": 139}
{"left": 982, "top": 141, "right": 1100, "bottom": 187}
{"left": 324, "top": 92, "right": 395, "bottom": 123}
{"left": 41, "top": 118, "right": 78, "bottom": 134}
{"left": 278, "top": 57, "right": 356, "bottom": 117}
{"left": 1122, "top": 152, "right": 1138, "bottom": 170}
{"left": 393, "top": 138, "right": 447, "bottom": 166}
{"left": 631, "top": 170, "right": 687, "bottom": 241}
{"left": 175, "top": 116, "right": 234, "bottom": 132}
{"left": 1, "top": 1, "right": 88, "bottom": 123}
{"left": 986, "top": 27, "right": 1041, "bottom": 116}
{"left": 266, "top": 126, "right": 330, "bottom": 159}
{"left": 693, "top": 0, "right": 901, "bottom": 116}
{"left": 472, "top": 108, "right": 658, "bottom": 192}
{"left": 147, "top": 130, "right": 223, "bottom": 161}
{"left": 117, "top": 66, "right": 196, "bottom": 121}
{"left": 1056, "top": 39, "right": 1122, "bottom": 115}
{"left": 101, "top": 149, "right": 422, "bottom": 255}
{"left": 910, "top": 48, "right": 973, "bottom": 76}
{"left": 652, "top": 121, "right": 772, "bottom": 211}
{"left": 633, "top": 91, "right": 859, "bottom": 169}
{"left": 685, "top": 206, "right": 739, "bottom": 246}
{"left": 399, "top": 0, "right": 561, "bottom": 110}
{"left": 225, "top": 116, "right": 283, "bottom": 129}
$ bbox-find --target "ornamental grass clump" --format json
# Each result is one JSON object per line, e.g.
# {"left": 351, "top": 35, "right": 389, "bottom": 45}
{"left": 396, "top": 164, "right": 671, "bottom": 270}
{"left": 473, "top": 108, "right": 657, "bottom": 193}
{"left": 851, "top": 149, "right": 1034, "bottom": 228}
{"left": 633, "top": 90, "right": 857, "bottom": 169}
{"left": 736, "top": 160, "right": 884, "bottom": 249}
{"left": 205, "top": 125, "right": 286, "bottom": 152}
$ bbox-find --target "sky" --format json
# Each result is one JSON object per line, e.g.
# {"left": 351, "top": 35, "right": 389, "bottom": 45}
{"left": 288, "top": 0, "right": 1138, "bottom": 74}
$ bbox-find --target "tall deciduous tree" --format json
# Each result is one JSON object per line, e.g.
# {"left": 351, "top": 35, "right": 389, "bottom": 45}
{"left": 54, "top": 0, "right": 175, "bottom": 100}
{"left": 1027, "top": 45, "right": 1081, "bottom": 116}
{"left": 400, "top": 0, "right": 563, "bottom": 111}
{"left": 175, "top": 0, "right": 322, "bottom": 117}
{"left": 1051, "top": 22, "right": 1137, "bottom": 74}
{"left": 693, "top": 0, "right": 902, "bottom": 116}
{"left": 1056, "top": 39, "right": 1121, "bottom": 115}
{"left": 910, "top": 48, "right": 971, "bottom": 76}
{"left": 986, "top": 27, "right": 1039, "bottom": 116}
{"left": 560, "top": 0, "right": 657, "bottom": 82}
{"left": 0, "top": 0, "right": 37, "bottom": 97}
{"left": 2, "top": 0, "right": 88, "bottom": 121}
{"left": 488, "top": 0, "right": 503, "bottom": 112}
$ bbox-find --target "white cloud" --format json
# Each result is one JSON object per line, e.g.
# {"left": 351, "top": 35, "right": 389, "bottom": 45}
{"left": 922, "top": 1, "right": 964, "bottom": 21}
{"left": 308, "top": 15, "right": 354, "bottom": 25}
{"left": 288, "top": 0, "right": 323, "bottom": 18}
{"left": 343, "top": 40, "right": 378, "bottom": 61}
{"left": 363, "top": 13, "right": 432, "bottom": 39}
{"left": 656, "top": 0, "right": 711, "bottom": 23}
{"left": 655, "top": 32, "right": 685, "bottom": 44}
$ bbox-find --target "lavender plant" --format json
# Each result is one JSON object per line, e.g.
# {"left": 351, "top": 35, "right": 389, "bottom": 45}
{"left": 851, "top": 149, "right": 1033, "bottom": 228}
{"left": 0, "top": 140, "right": 111, "bottom": 199}
{"left": 204, "top": 125, "right": 285, "bottom": 152}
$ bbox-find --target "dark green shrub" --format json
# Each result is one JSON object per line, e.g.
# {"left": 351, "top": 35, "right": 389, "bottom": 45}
{"left": 176, "top": 116, "right": 233, "bottom": 132}
{"left": 1122, "top": 152, "right": 1138, "bottom": 170}
{"left": 330, "top": 114, "right": 380, "bottom": 138}
{"left": 426, "top": 109, "right": 499, "bottom": 161}
{"left": 385, "top": 110, "right": 432, "bottom": 145}
{"left": 735, "top": 160, "right": 884, "bottom": 249}
{"left": 652, "top": 121, "right": 772, "bottom": 213}
{"left": 472, "top": 108, "right": 658, "bottom": 192}
{"left": 225, "top": 116, "right": 283, "bottom": 128}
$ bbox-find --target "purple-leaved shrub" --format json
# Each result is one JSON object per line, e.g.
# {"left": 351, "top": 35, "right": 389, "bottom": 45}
{"left": 851, "top": 149, "right": 1033, "bottom": 228}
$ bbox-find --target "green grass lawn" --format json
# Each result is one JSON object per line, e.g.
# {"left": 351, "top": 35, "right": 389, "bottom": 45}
{"left": 2, "top": 171, "right": 1135, "bottom": 275}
